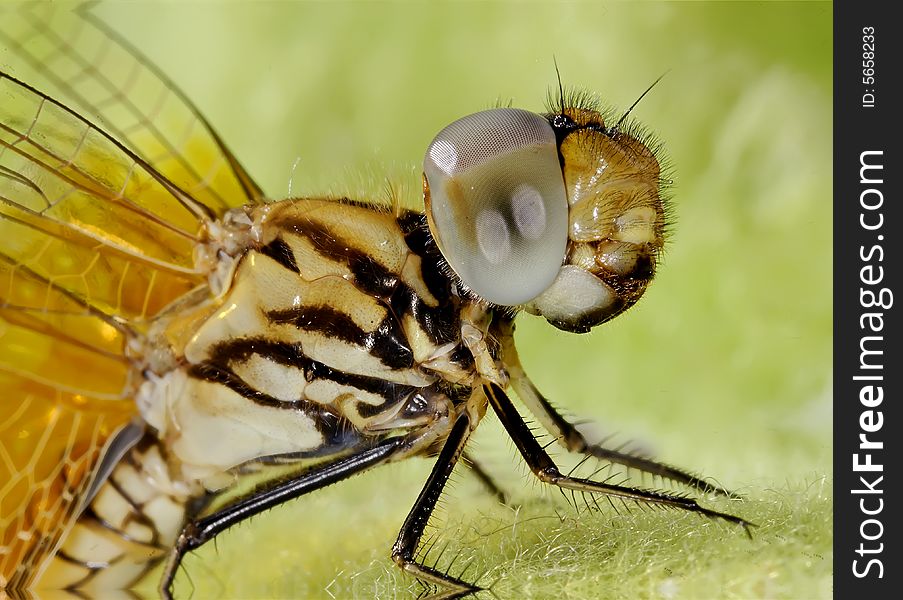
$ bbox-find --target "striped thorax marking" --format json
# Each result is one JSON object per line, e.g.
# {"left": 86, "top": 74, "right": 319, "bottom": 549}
{"left": 38, "top": 198, "right": 494, "bottom": 590}
{"left": 138, "top": 199, "right": 481, "bottom": 485}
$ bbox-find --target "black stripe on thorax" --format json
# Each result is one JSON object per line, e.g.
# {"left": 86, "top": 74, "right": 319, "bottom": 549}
{"left": 187, "top": 359, "right": 355, "bottom": 447}
{"left": 202, "top": 338, "right": 421, "bottom": 422}
{"left": 268, "top": 305, "right": 413, "bottom": 370}
{"left": 396, "top": 210, "right": 456, "bottom": 303}
{"left": 258, "top": 237, "right": 300, "bottom": 273}
{"left": 396, "top": 210, "right": 463, "bottom": 346}
{"left": 279, "top": 215, "right": 461, "bottom": 346}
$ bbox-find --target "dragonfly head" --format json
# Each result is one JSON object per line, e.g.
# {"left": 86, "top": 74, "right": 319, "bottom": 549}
{"left": 422, "top": 103, "right": 668, "bottom": 334}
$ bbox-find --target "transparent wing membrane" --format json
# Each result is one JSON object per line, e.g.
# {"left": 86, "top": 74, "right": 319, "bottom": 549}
{"left": 0, "top": 3, "right": 265, "bottom": 213}
{"left": 1, "top": 74, "right": 209, "bottom": 273}
{"left": 0, "top": 376, "right": 134, "bottom": 588}
{"left": 0, "top": 4, "right": 263, "bottom": 586}
{"left": 0, "top": 76, "right": 185, "bottom": 581}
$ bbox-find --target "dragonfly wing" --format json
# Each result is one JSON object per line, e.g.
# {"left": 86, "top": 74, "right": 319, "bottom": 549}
{"left": 0, "top": 372, "right": 136, "bottom": 588}
{"left": 0, "top": 253, "right": 144, "bottom": 587}
{"left": 0, "top": 60, "right": 219, "bottom": 587}
{"left": 0, "top": 3, "right": 265, "bottom": 214}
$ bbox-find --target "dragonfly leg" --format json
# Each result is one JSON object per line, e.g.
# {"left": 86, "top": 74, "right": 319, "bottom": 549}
{"left": 484, "top": 382, "right": 753, "bottom": 534}
{"left": 511, "top": 373, "right": 737, "bottom": 497}
{"left": 159, "top": 436, "right": 407, "bottom": 599}
{"left": 463, "top": 451, "right": 510, "bottom": 505}
{"left": 498, "top": 324, "right": 736, "bottom": 497}
{"left": 391, "top": 413, "right": 481, "bottom": 598}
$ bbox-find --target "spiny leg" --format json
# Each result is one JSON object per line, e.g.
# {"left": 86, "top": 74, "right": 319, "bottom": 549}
{"left": 463, "top": 450, "right": 510, "bottom": 505}
{"left": 484, "top": 382, "right": 753, "bottom": 534}
{"left": 159, "top": 437, "right": 407, "bottom": 599}
{"left": 514, "top": 374, "right": 736, "bottom": 497}
{"left": 499, "top": 326, "right": 736, "bottom": 497}
{"left": 392, "top": 414, "right": 481, "bottom": 598}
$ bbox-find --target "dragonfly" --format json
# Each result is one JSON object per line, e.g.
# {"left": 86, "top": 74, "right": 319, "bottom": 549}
{"left": 0, "top": 4, "right": 752, "bottom": 597}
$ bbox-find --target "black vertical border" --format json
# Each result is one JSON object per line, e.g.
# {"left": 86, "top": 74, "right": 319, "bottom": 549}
{"left": 835, "top": 1, "right": 900, "bottom": 595}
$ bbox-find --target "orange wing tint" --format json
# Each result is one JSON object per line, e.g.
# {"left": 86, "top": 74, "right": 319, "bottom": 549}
{"left": 0, "top": 4, "right": 264, "bottom": 588}
{"left": 0, "top": 3, "right": 264, "bottom": 214}
{"left": 0, "top": 377, "right": 133, "bottom": 588}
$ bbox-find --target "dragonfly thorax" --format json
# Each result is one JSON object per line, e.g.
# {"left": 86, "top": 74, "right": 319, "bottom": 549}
{"left": 137, "top": 198, "right": 504, "bottom": 485}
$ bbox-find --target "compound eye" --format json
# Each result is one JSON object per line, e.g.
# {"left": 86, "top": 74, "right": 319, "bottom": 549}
{"left": 423, "top": 108, "right": 568, "bottom": 306}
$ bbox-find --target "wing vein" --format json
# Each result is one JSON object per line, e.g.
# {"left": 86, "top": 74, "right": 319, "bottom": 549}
{"left": 0, "top": 70, "right": 215, "bottom": 224}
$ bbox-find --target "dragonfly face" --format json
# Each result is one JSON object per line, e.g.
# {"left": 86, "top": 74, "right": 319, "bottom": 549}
{"left": 0, "top": 4, "right": 747, "bottom": 596}
{"left": 423, "top": 105, "right": 666, "bottom": 333}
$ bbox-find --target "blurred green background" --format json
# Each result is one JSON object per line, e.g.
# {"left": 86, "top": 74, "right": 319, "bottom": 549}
{"left": 7, "top": 1, "right": 833, "bottom": 598}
